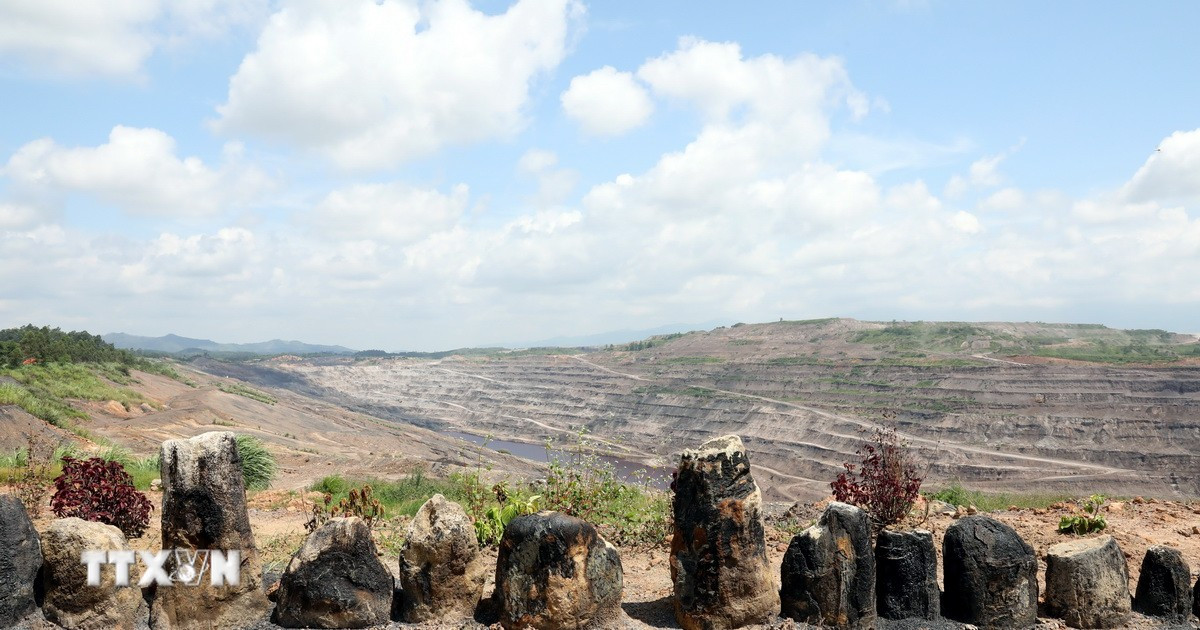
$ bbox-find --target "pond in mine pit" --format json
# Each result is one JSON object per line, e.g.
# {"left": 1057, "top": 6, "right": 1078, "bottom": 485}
{"left": 445, "top": 431, "right": 671, "bottom": 490}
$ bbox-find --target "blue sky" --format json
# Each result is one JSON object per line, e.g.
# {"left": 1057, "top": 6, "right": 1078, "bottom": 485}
{"left": 1, "top": 1, "right": 1198, "bottom": 350}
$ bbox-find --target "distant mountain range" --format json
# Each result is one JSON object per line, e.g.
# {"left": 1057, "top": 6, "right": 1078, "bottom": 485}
{"left": 103, "top": 333, "right": 355, "bottom": 355}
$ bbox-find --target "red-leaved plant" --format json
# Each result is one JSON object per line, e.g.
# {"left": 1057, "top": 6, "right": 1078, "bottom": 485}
{"left": 831, "top": 425, "right": 922, "bottom": 530}
{"left": 51, "top": 457, "right": 153, "bottom": 538}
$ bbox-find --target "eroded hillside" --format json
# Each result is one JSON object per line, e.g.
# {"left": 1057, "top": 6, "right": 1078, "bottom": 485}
{"left": 231, "top": 318, "right": 1200, "bottom": 502}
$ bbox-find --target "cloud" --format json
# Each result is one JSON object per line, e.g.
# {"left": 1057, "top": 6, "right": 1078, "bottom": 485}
{"left": 0, "top": 203, "right": 52, "bottom": 231}
{"left": 308, "top": 182, "right": 468, "bottom": 244}
{"left": 517, "top": 149, "right": 578, "bottom": 208}
{"left": 1122, "top": 128, "right": 1200, "bottom": 204}
{"left": 215, "top": 0, "right": 582, "bottom": 168}
{"left": 3, "top": 126, "right": 271, "bottom": 217}
{"left": 0, "top": 0, "right": 267, "bottom": 78}
{"left": 561, "top": 66, "right": 653, "bottom": 136}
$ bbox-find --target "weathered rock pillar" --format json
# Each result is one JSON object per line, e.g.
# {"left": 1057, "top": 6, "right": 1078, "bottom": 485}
{"left": 1044, "top": 535, "right": 1131, "bottom": 628}
{"left": 780, "top": 501, "right": 876, "bottom": 628}
{"left": 1133, "top": 545, "right": 1192, "bottom": 621}
{"left": 875, "top": 528, "right": 939, "bottom": 621}
{"left": 0, "top": 496, "right": 42, "bottom": 627}
{"left": 273, "top": 517, "right": 393, "bottom": 628}
{"left": 670, "top": 434, "right": 777, "bottom": 630}
{"left": 494, "top": 511, "right": 623, "bottom": 629}
{"left": 153, "top": 431, "right": 269, "bottom": 629}
{"left": 398, "top": 494, "right": 486, "bottom": 622}
{"left": 942, "top": 515, "right": 1038, "bottom": 629}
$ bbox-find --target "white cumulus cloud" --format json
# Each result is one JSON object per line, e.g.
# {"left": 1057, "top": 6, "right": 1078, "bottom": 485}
{"left": 308, "top": 182, "right": 468, "bottom": 244}
{"left": 3, "top": 126, "right": 271, "bottom": 217}
{"left": 215, "top": 0, "right": 582, "bottom": 168}
{"left": 0, "top": 0, "right": 267, "bottom": 78}
{"left": 561, "top": 66, "right": 653, "bottom": 136}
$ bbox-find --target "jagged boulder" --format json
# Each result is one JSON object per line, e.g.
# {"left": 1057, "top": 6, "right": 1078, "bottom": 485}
{"left": 1193, "top": 574, "right": 1199, "bottom": 618}
{"left": 1133, "top": 545, "right": 1192, "bottom": 621}
{"left": 0, "top": 496, "right": 42, "bottom": 627}
{"left": 398, "top": 494, "right": 486, "bottom": 622}
{"left": 1044, "top": 536, "right": 1131, "bottom": 628}
{"left": 494, "top": 511, "right": 623, "bottom": 629}
{"left": 875, "top": 528, "right": 939, "bottom": 621}
{"left": 942, "top": 515, "right": 1037, "bottom": 629}
{"left": 273, "top": 517, "right": 393, "bottom": 628}
{"left": 153, "top": 431, "right": 269, "bottom": 629}
{"left": 670, "top": 434, "right": 777, "bottom": 630}
{"left": 41, "top": 517, "right": 148, "bottom": 630}
{"left": 780, "top": 502, "right": 875, "bottom": 628}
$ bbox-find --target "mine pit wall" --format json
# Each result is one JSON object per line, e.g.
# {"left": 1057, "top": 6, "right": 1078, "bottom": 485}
{"left": 204, "top": 356, "right": 1200, "bottom": 502}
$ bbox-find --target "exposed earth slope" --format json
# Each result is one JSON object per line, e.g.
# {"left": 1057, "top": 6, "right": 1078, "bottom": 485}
{"left": 226, "top": 318, "right": 1200, "bottom": 502}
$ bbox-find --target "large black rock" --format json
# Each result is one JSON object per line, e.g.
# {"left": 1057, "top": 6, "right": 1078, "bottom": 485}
{"left": 494, "top": 511, "right": 623, "bottom": 630}
{"left": 780, "top": 502, "right": 875, "bottom": 628}
{"left": 273, "top": 517, "right": 393, "bottom": 628}
{"left": 942, "top": 516, "right": 1037, "bottom": 629}
{"left": 670, "top": 434, "right": 777, "bottom": 630}
{"left": 0, "top": 496, "right": 41, "bottom": 627}
{"left": 1133, "top": 545, "right": 1192, "bottom": 621}
{"left": 876, "top": 529, "right": 939, "bottom": 621}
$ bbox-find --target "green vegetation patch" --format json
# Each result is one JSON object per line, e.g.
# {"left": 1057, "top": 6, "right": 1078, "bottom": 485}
{"left": 659, "top": 356, "right": 725, "bottom": 365}
{"left": 927, "top": 481, "right": 1072, "bottom": 512}
{"left": 218, "top": 382, "right": 277, "bottom": 405}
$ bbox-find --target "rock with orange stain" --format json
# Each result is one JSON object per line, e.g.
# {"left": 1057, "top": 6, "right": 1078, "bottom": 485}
{"left": 494, "top": 511, "right": 622, "bottom": 630}
{"left": 780, "top": 502, "right": 876, "bottom": 628}
{"left": 670, "top": 435, "right": 776, "bottom": 630}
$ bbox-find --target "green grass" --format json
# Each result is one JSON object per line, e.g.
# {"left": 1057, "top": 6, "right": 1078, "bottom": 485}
{"left": 778, "top": 317, "right": 839, "bottom": 326}
{"left": 1030, "top": 343, "right": 1200, "bottom": 364}
{"left": 218, "top": 382, "right": 277, "bottom": 405}
{"left": 927, "top": 481, "right": 1073, "bottom": 512}
{"left": 236, "top": 435, "right": 276, "bottom": 490}
{"left": 659, "top": 356, "right": 725, "bottom": 365}
{"left": 310, "top": 472, "right": 460, "bottom": 517}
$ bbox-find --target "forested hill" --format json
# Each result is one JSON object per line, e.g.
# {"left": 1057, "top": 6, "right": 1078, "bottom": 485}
{"left": 0, "top": 325, "right": 141, "bottom": 367}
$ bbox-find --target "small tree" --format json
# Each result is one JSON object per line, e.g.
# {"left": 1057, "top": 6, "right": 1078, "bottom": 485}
{"left": 831, "top": 425, "right": 922, "bottom": 530}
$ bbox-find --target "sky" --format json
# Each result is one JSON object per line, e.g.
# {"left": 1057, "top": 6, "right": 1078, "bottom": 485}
{"left": 1, "top": 1, "right": 1198, "bottom": 351}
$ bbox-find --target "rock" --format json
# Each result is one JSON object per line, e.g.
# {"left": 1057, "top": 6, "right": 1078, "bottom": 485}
{"left": 875, "top": 529, "right": 939, "bottom": 621}
{"left": 1132, "top": 545, "right": 1192, "bottom": 620}
{"left": 942, "top": 515, "right": 1037, "bottom": 629}
{"left": 780, "top": 502, "right": 875, "bottom": 628}
{"left": 670, "top": 434, "right": 777, "bottom": 630}
{"left": 272, "top": 517, "right": 393, "bottom": 628}
{"left": 494, "top": 511, "right": 623, "bottom": 629}
{"left": 1043, "top": 536, "right": 1131, "bottom": 628}
{"left": 1194, "top": 575, "right": 1200, "bottom": 618}
{"left": 149, "top": 479, "right": 162, "bottom": 492}
{"left": 928, "top": 500, "right": 956, "bottom": 516}
{"left": 398, "top": 494, "right": 486, "bottom": 622}
{"left": 154, "top": 431, "right": 269, "bottom": 629}
{"left": 0, "top": 496, "right": 42, "bottom": 627}
{"left": 41, "top": 517, "right": 148, "bottom": 630}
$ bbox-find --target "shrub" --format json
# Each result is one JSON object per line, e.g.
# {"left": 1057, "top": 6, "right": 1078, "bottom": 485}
{"left": 831, "top": 425, "right": 923, "bottom": 530}
{"left": 305, "top": 483, "right": 385, "bottom": 532}
{"left": 1058, "top": 494, "right": 1108, "bottom": 535}
{"left": 235, "top": 435, "right": 276, "bottom": 490}
{"left": 473, "top": 483, "right": 540, "bottom": 546}
{"left": 51, "top": 457, "right": 152, "bottom": 538}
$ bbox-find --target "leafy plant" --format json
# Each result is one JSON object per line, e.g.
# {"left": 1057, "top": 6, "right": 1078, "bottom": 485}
{"left": 474, "top": 485, "right": 541, "bottom": 546}
{"left": 831, "top": 423, "right": 923, "bottom": 530}
{"left": 1058, "top": 494, "right": 1108, "bottom": 535}
{"left": 10, "top": 437, "right": 55, "bottom": 517}
{"left": 305, "top": 483, "right": 386, "bottom": 532}
{"left": 235, "top": 434, "right": 276, "bottom": 490}
{"left": 51, "top": 457, "right": 153, "bottom": 538}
